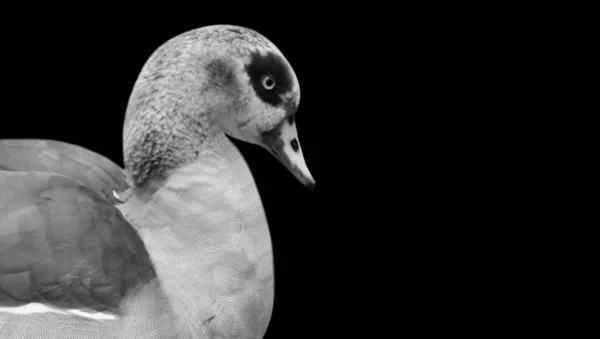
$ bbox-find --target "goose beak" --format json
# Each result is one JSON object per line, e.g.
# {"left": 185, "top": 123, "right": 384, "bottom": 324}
{"left": 262, "top": 120, "right": 315, "bottom": 191}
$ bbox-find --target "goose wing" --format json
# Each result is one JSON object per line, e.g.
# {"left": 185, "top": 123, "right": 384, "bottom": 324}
{"left": 0, "top": 171, "right": 155, "bottom": 314}
{"left": 0, "top": 139, "right": 129, "bottom": 204}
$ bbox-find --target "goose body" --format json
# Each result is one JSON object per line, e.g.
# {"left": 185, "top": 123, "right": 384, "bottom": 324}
{"left": 0, "top": 25, "right": 314, "bottom": 338}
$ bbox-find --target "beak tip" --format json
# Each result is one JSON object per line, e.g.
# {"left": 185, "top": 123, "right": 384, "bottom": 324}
{"left": 305, "top": 181, "right": 316, "bottom": 192}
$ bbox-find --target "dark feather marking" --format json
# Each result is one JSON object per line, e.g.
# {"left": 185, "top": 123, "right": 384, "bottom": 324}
{"left": 152, "top": 74, "right": 165, "bottom": 81}
{"left": 238, "top": 118, "right": 252, "bottom": 129}
{"left": 127, "top": 126, "right": 204, "bottom": 195}
{"left": 226, "top": 27, "right": 243, "bottom": 35}
{"left": 286, "top": 114, "right": 295, "bottom": 125}
{"left": 203, "top": 315, "right": 216, "bottom": 325}
{"left": 244, "top": 51, "right": 293, "bottom": 107}
{"left": 205, "top": 59, "right": 235, "bottom": 88}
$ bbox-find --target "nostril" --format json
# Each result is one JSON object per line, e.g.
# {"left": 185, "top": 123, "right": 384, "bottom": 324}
{"left": 290, "top": 139, "right": 299, "bottom": 152}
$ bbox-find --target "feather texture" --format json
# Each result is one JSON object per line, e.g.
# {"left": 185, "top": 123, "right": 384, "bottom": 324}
{"left": 0, "top": 140, "right": 129, "bottom": 204}
{"left": 0, "top": 171, "right": 155, "bottom": 314}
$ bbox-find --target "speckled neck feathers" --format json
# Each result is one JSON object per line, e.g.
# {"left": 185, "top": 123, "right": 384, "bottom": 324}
{"left": 122, "top": 31, "right": 241, "bottom": 193}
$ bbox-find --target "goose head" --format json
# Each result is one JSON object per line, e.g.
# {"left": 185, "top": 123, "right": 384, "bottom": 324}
{"left": 213, "top": 34, "right": 315, "bottom": 191}
{"left": 122, "top": 25, "right": 315, "bottom": 194}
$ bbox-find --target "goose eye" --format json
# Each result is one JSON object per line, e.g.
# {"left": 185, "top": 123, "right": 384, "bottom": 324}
{"left": 262, "top": 75, "right": 276, "bottom": 90}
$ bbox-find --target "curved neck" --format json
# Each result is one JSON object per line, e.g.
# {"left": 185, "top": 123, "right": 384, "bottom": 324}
{"left": 122, "top": 69, "right": 237, "bottom": 196}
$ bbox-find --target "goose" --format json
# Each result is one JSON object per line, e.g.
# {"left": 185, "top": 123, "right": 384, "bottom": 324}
{"left": 0, "top": 24, "right": 314, "bottom": 338}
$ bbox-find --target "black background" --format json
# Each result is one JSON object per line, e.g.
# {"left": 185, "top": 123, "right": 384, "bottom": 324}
{"left": 1, "top": 16, "right": 339, "bottom": 338}
{"left": 0, "top": 9, "right": 483, "bottom": 338}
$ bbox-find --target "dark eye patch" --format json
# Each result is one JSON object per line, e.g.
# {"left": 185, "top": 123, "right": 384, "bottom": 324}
{"left": 245, "top": 51, "right": 293, "bottom": 107}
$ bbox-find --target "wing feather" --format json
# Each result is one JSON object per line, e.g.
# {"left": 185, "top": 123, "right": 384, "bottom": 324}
{"left": 0, "top": 171, "right": 155, "bottom": 313}
{"left": 0, "top": 139, "right": 129, "bottom": 203}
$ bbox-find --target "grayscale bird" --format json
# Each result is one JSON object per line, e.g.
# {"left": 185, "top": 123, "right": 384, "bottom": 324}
{"left": 0, "top": 24, "right": 314, "bottom": 339}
